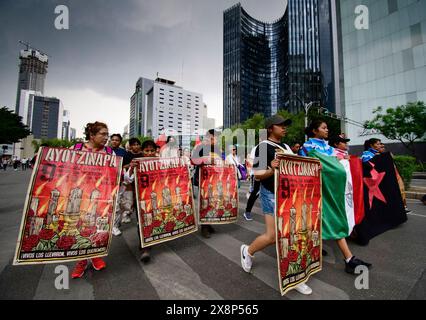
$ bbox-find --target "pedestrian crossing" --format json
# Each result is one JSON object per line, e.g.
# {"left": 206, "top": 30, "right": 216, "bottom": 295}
{"left": 0, "top": 181, "right": 352, "bottom": 300}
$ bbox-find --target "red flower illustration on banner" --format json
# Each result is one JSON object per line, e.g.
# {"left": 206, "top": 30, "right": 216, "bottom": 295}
{"left": 28, "top": 209, "right": 35, "bottom": 217}
{"left": 184, "top": 215, "right": 194, "bottom": 225}
{"left": 288, "top": 250, "right": 299, "bottom": 263}
{"left": 307, "top": 240, "right": 313, "bottom": 252}
{"left": 39, "top": 228, "right": 55, "bottom": 240}
{"left": 311, "top": 247, "right": 320, "bottom": 261}
{"left": 143, "top": 225, "right": 154, "bottom": 238}
{"left": 25, "top": 223, "right": 31, "bottom": 234}
{"left": 152, "top": 220, "right": 162, "bottom": 228}
{"left": 216, "top": 209, "right": 225, "bottom": 218}
{"left": 177, "top": 212, "right": 186, "bottom": 221}
{"left": 22, "top": 235, "right": 40, "bottom": 252}
{"left": 58, "top": 220, "right": 65, "bottom": 233}
{"left": 200, "top": 210, "right": 208, "bottom": 219}
{"left": 280, "top": 258, "right": 289, "bottom": 278}
{"left": 301, "top": 256, "right": 307, "bottom": 270}
{"left": 225, "top": 203, "right": 232, "bottom": 210}
{"left": 231, "top": 208, "right": 238, "bottom": 216}
{"left": 80, "top": 227, "right": 97, "bottom": 238}
{"left": 90, "top": 232, "right": 109, "bottom": 247}
{"left": 56, "top": 235, "right": 76, "bottom": 250}
{"left": 165, "top": 221, "right": 176, "bottom": 233}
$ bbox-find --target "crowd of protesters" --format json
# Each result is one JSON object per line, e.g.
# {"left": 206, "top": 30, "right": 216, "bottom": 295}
{"left": 7, "top": 117, "right": 422, "bottom": 297}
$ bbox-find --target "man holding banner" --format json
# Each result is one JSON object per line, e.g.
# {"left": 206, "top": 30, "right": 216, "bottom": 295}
{"left": 191, "top": 129, "right": 225, "bottom": 238}
{"left": 240, "top": 115, "right": 313, "bottom": 296}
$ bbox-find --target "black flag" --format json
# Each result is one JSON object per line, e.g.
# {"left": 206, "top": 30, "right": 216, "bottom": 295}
{"left": 353, "top": 152, "right": 407, "bottom": 245}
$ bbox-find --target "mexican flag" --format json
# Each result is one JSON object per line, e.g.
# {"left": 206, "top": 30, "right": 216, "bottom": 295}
{"left": 308, "top": 150, "right": 358, "bottom": 240}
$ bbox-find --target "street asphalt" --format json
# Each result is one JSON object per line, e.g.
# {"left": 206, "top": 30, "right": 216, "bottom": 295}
{"left": 0, "top": 169, "right": 425, "bottom": 300}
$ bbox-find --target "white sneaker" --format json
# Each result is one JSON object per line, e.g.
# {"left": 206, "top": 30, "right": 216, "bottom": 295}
{"left": 294, "top": 283, "right": 313, "bottom": 295}
{"left": 112, "top": 227, "right": 122, "bottom": 236}
{"left": 121, "top": 216, "right": 131, "bottom": 224}
{"left": 240, "top": 245, "right": 253, "bottom": 273}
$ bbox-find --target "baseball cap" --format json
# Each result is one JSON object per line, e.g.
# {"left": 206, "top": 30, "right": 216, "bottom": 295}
{"left": 265, "top": 115, "right": 292, "bottom": 129}
{"left": 329, "top": 134, "right": 350, "bottom": 146}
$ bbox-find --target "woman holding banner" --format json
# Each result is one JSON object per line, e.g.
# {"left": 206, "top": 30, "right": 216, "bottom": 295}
{"left": 240, "top": 115, "right": 313, "bottom": 295}
{"left": 300, "top": 120, "right": 372, "bottom": 274}
{"left": 71, "top": 122, "right": 115, "bottom": 279}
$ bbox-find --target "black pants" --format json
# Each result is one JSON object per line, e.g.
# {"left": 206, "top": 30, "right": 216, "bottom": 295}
{"left": 245, "top": 179, "right": 260, "bottom": 213}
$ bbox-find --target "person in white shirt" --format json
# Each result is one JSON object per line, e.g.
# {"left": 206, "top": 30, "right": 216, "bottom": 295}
{"left": 160, "top": 136, "right": 179, "bottom": 158}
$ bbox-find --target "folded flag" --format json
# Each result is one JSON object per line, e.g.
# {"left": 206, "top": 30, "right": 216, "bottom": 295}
{"left": 349, "top": 156, "right": 365, "bottom": 226}
{"left": 354, "top": 152, "right": 407, "bottom": 245}
{"left": 308, "top": 150, "right": 349, "bottom": 240}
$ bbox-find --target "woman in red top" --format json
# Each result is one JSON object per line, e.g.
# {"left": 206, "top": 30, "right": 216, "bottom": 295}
{"left": 71, "top": 122, "right": 114, "bottom": 279}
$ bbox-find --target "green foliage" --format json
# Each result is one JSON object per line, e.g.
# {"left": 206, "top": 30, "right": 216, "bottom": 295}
{"left": 364, "top": 102, "right": 426, "bottom": 156}
{"left": 32, "top": 138, "right": 81, "bottom": 153}
{"left": 393, "top": 155, "right": 418, "bottom": 188}
{"left": 122, "top": 135, "right": 155, "bottom": 148}
{"left": 0, "top": 106, "right": 31, "bottom": 144}
{"left": 227, "top": 109, "right": 341, "bottom": 150}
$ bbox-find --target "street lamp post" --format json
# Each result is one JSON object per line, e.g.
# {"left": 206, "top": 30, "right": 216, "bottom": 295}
{"left": 293, "top": 94, "right": 320, "bottom": 141}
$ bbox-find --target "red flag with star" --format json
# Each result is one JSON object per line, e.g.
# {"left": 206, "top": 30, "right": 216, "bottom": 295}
{"left": 353, "top": 153, "right": 407, "bottom": 245}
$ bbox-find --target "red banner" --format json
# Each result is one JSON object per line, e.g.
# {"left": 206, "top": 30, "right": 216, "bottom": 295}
{"left": 275, "top": 154, "right": 322, "bottom": 295}
{"left": 13, "top": 147, "right": 122, "bottom": 265}
{"left": 198, "top": 165, "right": 238, "bottom": 224}
{"left": 135, "top": 158, "right": 197, "bottom": 248}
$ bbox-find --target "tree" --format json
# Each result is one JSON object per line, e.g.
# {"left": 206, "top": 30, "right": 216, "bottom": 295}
{"left": 0, "top": 106, "right": 31, "bottom": 144}
{"left": 32, "top": 138, "right": 81, "bottom": 153}
{"left": 225, "top": 109, "right": 342, "bottom": 151}
{"left": 364, "top": 102, "right": 426, "bottom": 157}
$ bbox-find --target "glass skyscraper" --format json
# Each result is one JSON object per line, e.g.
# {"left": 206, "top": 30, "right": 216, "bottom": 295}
{"left": 338, "top": 0, "right": 426, "bottom": 146}
{"left": 223, "top": 1, "right": 337, "bottom": 128}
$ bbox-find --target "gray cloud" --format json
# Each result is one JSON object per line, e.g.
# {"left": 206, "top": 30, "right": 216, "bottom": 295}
{"left": 0, "top": 0, "right": 288, "bottom": 136}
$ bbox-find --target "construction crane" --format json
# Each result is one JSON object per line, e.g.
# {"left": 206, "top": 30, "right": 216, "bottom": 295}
{"left": 18, "top": 40, "right": 50, "bottom": 57}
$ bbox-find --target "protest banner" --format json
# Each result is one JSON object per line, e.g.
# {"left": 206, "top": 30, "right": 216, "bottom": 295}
{"left": 275, "top": 154, "right": 322, "bottom": 295}
{"left": 14, "top": 147, "right": 122, "bottom": 265}
{"left": 198, "top": 164, "right": 238, "bottom": 225}
{"left": 135, "top": 157, "right": 197, "bottom": 248}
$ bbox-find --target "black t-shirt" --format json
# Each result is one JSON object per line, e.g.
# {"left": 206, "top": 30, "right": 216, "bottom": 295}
{"left": 123, "top": 151, "right": 144, "bottom": 166}
{"left": 253, "top": 140, "right": 288, "bottom": 193}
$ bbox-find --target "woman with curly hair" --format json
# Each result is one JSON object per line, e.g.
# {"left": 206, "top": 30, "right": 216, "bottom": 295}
{"left": 71, "top": 122, "right": 114, "bottom": 279}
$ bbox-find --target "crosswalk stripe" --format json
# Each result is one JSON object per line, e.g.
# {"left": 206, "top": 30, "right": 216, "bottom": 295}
{"left": 121, "top": 227, "right": 224, "bottom": 300}
{"left": 195, "top": 231, "right": 349, "bottom": 300}
{"left": 234, "top": 213, "right": 337, "bottom": 265}
{"left": 33, "top": 263, "right": 95, "bottom": 300}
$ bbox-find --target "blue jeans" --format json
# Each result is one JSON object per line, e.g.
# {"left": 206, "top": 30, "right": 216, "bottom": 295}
{"left": 260, "top": 185, "right": 275, "bottom": 216}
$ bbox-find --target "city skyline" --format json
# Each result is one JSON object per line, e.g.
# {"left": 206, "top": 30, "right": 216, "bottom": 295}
{"left": 0, "top": 0, "right": 288, "bottom": 138}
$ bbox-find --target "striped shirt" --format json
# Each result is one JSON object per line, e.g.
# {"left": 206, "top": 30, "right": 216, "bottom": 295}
{"left": 300, "top": 138, "right": 335, "bottom": 157}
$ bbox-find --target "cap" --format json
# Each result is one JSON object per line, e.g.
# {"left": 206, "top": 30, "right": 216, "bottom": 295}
{"left": 265, "top": 115, "right": 292, "bottom": 129}
{"left": 329, "top": 134, "right": 350, "bottom": 146}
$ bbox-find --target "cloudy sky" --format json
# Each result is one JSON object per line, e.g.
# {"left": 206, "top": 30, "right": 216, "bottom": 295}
{"left": 0, "top": 0, "right": 288, "bottom": 138}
